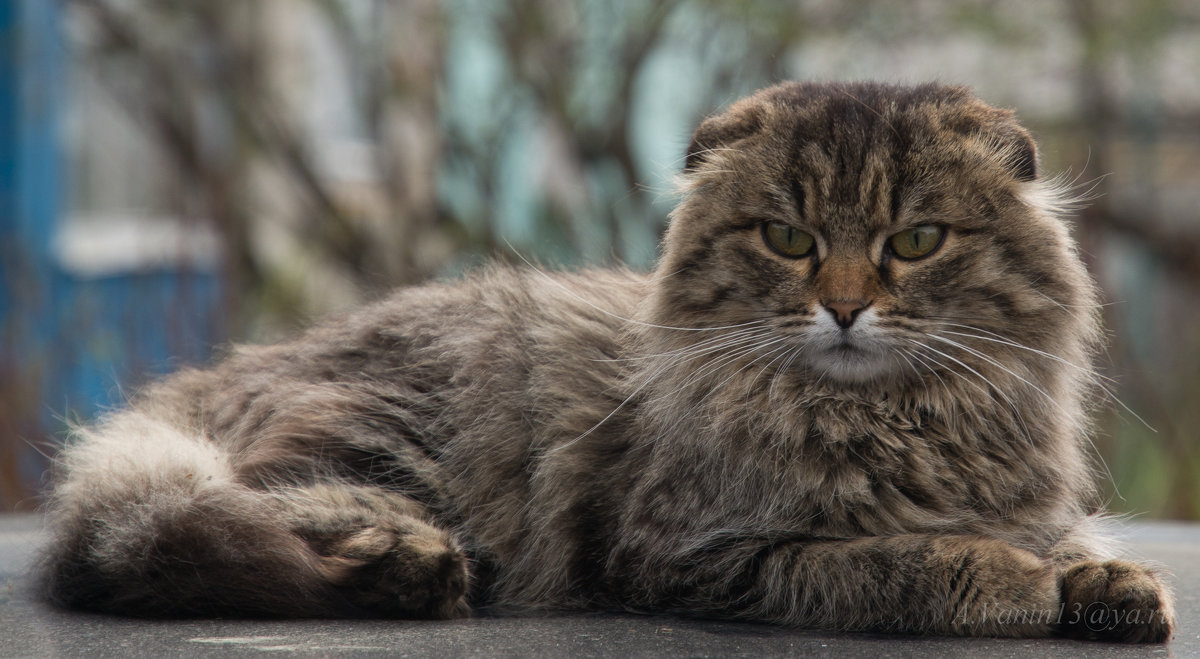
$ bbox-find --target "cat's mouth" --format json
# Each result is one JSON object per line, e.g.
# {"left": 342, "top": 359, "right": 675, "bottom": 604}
{"left": 807, "top": 336, "right": 899, "bottom": 384}
{"left": 824, "top": 340, "right": 880, "bottom": 362}
{"left": 794, "top": 307, "right": 903, "bottom": 384}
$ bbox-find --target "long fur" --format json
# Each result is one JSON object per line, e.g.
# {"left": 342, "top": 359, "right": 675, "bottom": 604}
{"left": 41, "top": 82, "right": 1173, "bottom": 642}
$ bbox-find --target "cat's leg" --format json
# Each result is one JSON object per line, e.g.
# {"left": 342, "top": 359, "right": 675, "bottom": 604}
{"left": 42, "top": 411, "right": 468, "bottom": 618}
{"left": 616, "top": 533, "right": 1173, "bottom": 642}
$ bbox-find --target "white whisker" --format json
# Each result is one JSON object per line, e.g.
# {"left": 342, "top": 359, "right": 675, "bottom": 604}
{"left": 694, "top": 343, "right": 793, "bottom": 409}
{"left": 905, "top": 338, "right": 1036, "bottom": 446}
{"left": 551, "top": 327, "right": 778, "bottom": 455}
{"left": 593, "top": 325, "right": 770, "bottom": 363}
{"left": 647, "top": 336, "right": 792, "bottom": 407}
{"left": 924, "top": 330, "right": 1126, "bottom": 493}
{"left": 932, "top": 322, "right": 1152, "bottom": 432}
{"left": 926, "top": 334, "right": 1065, "bottom": 416}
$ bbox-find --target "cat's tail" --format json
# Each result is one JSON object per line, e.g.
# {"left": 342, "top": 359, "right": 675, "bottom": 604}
{"left": 40, "top": 410, "right": 470, "bottom": 618}
{"left": 40, "top": 411, "right": 336, "bottom": 616}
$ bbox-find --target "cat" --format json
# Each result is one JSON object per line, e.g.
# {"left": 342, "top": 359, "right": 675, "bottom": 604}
{"left": 41, "top": 81, "right": 1174, "bottom": 643}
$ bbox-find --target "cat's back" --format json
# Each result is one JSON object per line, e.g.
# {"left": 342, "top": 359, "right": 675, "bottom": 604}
{"left": 298, "top": 263, "right": 647, "bottom": 387}
{"left": 149, "top": 265, "right": 648, "bottom": 452}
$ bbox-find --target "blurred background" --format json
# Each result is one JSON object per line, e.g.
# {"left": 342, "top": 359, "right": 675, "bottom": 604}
{"left": 1, "top": 0, "right": 1197, "bottom": 518}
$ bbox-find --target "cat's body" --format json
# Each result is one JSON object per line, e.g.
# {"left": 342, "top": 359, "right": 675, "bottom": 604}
{"left": 43, "top": 82, "right": 1174, "bottom": 642}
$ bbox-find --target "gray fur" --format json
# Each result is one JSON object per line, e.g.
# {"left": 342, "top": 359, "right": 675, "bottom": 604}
{"left": 42, "top": 82, "right": 1173, "bottom": 642}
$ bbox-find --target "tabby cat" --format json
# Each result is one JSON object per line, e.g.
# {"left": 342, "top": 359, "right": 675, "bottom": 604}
{"left": 43, "top": 81, "right": 1174, "bottom": 643}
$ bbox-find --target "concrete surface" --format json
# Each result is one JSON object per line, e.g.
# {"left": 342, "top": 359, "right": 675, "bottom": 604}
{"left": 2, "top": 513, "right": 1195, "bottom": 657}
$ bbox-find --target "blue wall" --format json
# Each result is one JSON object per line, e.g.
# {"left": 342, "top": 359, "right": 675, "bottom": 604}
{"left": 0, "top": 0, "right": 222, "bottom": 509}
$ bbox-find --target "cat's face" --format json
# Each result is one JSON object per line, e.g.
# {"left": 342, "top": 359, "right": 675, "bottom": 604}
{"left": 654, "top": 82, "right": 1097, "bottom": 389}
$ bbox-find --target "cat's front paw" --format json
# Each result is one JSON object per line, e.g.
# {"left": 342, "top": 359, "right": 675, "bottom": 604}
{"left": 322, "top": 524, "right": 470, "bottom": 619}
{"left": 1058, "top": 560, "right": 1174, "bottom": 643}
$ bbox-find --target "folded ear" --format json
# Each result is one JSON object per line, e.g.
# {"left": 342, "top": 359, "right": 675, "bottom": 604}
{"left": 952, "top": 106, "right": 1039, "bottom": 182}
{"left": 684, "top": 100, "right": 766, "bottom": 172}
{"left": 996, "top": 124, "right": 1038, "bottom": 182}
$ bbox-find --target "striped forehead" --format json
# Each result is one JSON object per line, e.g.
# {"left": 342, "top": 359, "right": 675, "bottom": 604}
{"left": 787, "top": 115, "right": 906, "bottom": 239}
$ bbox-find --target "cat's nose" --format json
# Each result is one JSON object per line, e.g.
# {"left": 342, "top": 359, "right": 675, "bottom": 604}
{"left": 823, "top": 300, "right": 870, "bottom": 329}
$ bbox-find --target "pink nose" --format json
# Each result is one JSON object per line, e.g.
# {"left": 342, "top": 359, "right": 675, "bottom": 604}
{"left": 823, "top": 300, "right": 870, "bottom": 329}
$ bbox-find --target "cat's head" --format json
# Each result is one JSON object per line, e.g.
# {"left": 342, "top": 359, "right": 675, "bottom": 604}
{"left": 652, "top": 81, "right": 1098, "bottom": 390}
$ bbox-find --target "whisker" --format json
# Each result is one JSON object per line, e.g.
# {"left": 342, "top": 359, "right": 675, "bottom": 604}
{"left": 936, "top": 327, "right": 1095, "bottom": 375}
{"left": 926, "top": 334, "right": 1066, "bottom": 416}
{"left": 695, "top": 343, "right": 793, "bottom": 408}
{"left": 752, "top": 344, "right": 800, "bottom": 387}
{"left": 905, "top": 338, "right": 1036, "bottom": 446}
{"left": 593, "top": 326, "right": 771, "bottom": 363}
{"left": 648, "top": 336, "right": 792, "bottom": 407}
{"left": 893, "top": 346, "right": 935, "bottom": 400}
{"left": 552, "top": 329, "right": 778, "bottom": 455}
{"left": 932, "top": 323, "right": 1152, "bottom": 431}
{"left": 644, "top": 331, "right": 778, "bottom": 375}
{"left": 924, "top": 331, "right": 1126, "bottom": 492}
{"left": 767, "top": 345, "right": 807, "bottom": 402}
{"left": 904, "top": 347, "right": 950, "bottom": 394}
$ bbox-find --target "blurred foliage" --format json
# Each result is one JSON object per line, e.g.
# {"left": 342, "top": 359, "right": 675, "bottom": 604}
{"left": 38, "top": 0, "right": 1200, "bottom": 519}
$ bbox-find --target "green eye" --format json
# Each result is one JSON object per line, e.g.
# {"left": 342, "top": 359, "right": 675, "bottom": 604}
{"left": 889, "top": 225, "right": 945, "bottom": 260}
{"left": 762, "top": 221, "right": 815, "bottom": 258}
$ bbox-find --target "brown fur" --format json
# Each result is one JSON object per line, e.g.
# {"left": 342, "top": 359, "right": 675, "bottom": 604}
{"left": 41, "top": 82, "right": 1173, "bottom": 642}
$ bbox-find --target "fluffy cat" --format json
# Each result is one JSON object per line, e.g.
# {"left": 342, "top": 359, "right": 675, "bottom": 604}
{"left": 42, "top": 81, "right": 1174, "bottom": 643}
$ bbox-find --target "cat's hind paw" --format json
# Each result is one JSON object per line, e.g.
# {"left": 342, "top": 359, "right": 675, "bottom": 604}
{"left": 321, "top": 522, "right": 470, "bottom": 619}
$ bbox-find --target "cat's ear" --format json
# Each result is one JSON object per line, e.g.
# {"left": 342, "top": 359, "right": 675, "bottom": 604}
{"left": 993, "top": 123, "right": 1038, "bottom": 182}
{"left": 684, "top": 101, "right": 765, "bottom": 172}
{"left": 946, "top": 96, "right": 1040, "bottom": 182}
{"left": 964, "top": 109, "right": 1039, "bottom": 182}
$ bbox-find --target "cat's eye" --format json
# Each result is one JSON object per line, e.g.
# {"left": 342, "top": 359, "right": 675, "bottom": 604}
{"left": 762, "top": 221, "right": 815, "bottom": 258}
{"left": 888, "top": 225, "right": 945, "bottom": 260}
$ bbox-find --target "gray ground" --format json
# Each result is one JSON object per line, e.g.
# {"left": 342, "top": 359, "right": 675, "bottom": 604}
{"left": 1, "top": 513, "right": 1195, "bottom": 657}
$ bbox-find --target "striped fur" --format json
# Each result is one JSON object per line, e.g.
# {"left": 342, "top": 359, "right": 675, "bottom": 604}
{"left": 42, "top": 82, "right": 1172, "bottom": 642}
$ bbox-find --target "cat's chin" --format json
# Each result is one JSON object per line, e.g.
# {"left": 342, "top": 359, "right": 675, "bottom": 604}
{"left": 794, "top": 309, "right": 911, "bottom": 387}
{"left": 805, "top": 345, "right": 905, "bottom": 387}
